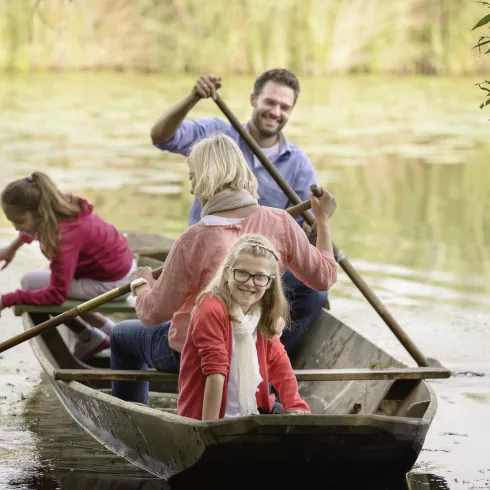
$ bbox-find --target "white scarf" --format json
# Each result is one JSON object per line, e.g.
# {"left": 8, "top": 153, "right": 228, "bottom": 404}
{"left": 232, "top": 305, "right": 263, "bottom": 416}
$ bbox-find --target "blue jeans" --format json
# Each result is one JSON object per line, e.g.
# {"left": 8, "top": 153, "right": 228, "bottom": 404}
{"left": 110, "top": 320, "right": 180, "bottom": 405}
{"left": 280, "top": 269, "right": 329, "bottom": 352}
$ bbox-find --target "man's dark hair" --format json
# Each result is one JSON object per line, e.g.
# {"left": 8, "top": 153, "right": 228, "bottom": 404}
{"left": 253, "top": 68, "right": 300, "bottom": 103}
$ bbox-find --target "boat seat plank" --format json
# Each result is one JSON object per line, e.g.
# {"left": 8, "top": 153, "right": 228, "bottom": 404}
{"left": 53, "top": 367, "right": 450, "bottom": 382}
{"left": 55, "top": 369, "right": 179, "bottom": 382}
{"left": 295, "top": 367, "right": 450, "bottom": 381}
{"left": 13, "top": 299, "right": 136, "bottom": 316}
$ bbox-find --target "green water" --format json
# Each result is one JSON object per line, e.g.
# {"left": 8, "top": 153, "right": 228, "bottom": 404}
{"left": 0, "top": 73, "right": 489, "bottom": 489}
{"left": 1, "top": 73, "right": 489, "bottom": 276}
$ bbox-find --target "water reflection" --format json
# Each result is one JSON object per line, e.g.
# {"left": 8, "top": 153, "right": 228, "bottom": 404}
{"left": 1, "top": 74, "right": 490, "bottom": 489}
{"left": 0, "top": 74, "right": 489, "bottom": 282}
{"left": 0, "top": 378, "right": 475, "bottom": 490}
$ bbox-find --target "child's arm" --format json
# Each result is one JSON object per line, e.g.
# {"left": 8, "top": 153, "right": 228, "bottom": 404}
{"left": 0, "top": 236, "right": 25, "bottom": 270}
{"left": 202, "top": 374, "right": 225, "bottom": 421}
{"left": 267, "top": 336, "right": 311, "bottom": 414}
{"left": 191, "top": 297, "right": 230, "bottom": 420}
{"left": 1, "top": 231, "right": 80, "bottom": 307}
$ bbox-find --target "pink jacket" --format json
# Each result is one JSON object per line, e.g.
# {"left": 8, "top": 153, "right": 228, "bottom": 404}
{"left": 136, "top": 206, "right": 337, "bottom": 352}
{"left": 178, "top": 295, "right": 311, "bottom": 419}
{"left": 1, "top": 198, "right": 134, "bottom": 306}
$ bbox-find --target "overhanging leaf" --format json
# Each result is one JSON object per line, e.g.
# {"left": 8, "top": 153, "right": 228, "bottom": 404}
{"left": 472, "top": 13, "right": 490, "bottom": 30}
{"left": 473, "top": 38, "right": 490, "bottom": 48}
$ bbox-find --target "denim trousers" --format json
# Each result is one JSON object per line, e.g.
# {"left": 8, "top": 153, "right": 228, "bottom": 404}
{"left": 110, "top": 320, "right": 180, "bottom": 405}
{"left": 280, "top": 269, "right": 329, "bottom": 352}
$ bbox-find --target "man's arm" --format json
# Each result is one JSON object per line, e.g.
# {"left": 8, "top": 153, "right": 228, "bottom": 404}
{"left": 150, "top": 74, "right": 222, "bottom": 145}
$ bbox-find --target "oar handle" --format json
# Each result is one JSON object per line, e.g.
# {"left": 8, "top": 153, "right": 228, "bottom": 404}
{"left": 286, "top": 185, "right": 322, "bottom": 217}
{"left": 214, "top": 94, "right": 430, "bottom": 367}
{"left": 0, "top": 266, "right": 164, "bottom": 354}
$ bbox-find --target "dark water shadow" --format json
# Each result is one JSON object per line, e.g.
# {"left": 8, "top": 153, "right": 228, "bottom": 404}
{"left": 8, "top": 471, "right": 453, "bottom": 490}
{"left": 3, "top": 377, "right": 452, "bottom": 490}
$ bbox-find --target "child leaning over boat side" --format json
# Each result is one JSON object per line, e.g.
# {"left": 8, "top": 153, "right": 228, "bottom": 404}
{"left": 178, "top": 233, "right": 311, "bottom": 421}
{"left": 0, "top": 172, "right": 137, "bottom": 361}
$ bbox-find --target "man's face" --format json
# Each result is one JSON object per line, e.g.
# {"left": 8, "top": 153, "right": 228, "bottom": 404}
{"left": 250, "top": 81, "right": 296, "bottom": 139}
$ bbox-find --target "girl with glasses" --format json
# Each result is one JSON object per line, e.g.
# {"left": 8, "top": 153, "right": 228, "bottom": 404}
{"left": 178, "top": 234, "right": 310, "bottom": 420}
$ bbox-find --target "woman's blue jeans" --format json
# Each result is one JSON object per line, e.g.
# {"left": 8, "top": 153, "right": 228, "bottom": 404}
{"left": 110, "top": 320, "right": 180, "bottom": 405}
{"left": 280, "top": 269, "right": 329, "bottom": 352}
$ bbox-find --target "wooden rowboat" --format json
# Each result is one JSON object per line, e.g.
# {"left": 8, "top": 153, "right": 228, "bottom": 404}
{"left": 17, "top": 283, "right": 448, "bottom": 482}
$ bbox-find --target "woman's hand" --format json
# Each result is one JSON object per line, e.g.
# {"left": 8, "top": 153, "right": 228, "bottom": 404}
{"left": 309, "top": 186, "right": 337, "bottom": 223}
{"left": 0, "top": 247, "right": 17, "bottom": 271}
{"left": 129, "top": 267, "right": 156, "bottom": 287}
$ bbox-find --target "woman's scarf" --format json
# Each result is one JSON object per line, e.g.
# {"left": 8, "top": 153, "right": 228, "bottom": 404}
{"left": 200, "top": 189, "right": 258, "bottom": 219}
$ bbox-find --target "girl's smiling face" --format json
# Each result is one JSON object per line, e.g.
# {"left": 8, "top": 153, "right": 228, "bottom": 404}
{"left": 227, "top": 252, "right": 274, "bottom": 313}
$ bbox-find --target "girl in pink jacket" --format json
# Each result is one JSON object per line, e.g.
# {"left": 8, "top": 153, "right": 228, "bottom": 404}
{"left": 0, "top": 172, "right": 136, "bottom": 360}
{"left": 178, "top": 234, "right": 310, "bottom": 420}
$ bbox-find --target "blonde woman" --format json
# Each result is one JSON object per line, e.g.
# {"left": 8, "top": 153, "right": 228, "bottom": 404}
{"left": 111, "top": 133, "right": 337, "bottom": 405}
{"left": 179, "top": 234, "right": 310, "bottom": 420}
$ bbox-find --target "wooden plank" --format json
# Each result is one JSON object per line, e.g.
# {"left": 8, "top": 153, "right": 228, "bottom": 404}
{"left": 293, "top": 367, "right": 451, "bottom": 381}
{"left": 53, "top": 367, "right": 450, "bottom": 383}
{"left": 13, "top": 299, "right": 135, "bottom": 317}
{"left": 54, "top": 369, "right": 179, "bottom": 382}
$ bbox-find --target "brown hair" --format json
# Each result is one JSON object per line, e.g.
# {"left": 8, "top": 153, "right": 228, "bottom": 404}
{"left": 1, "top": 172, "right": 80, "bottom": 260}
{"left": 253, "top": 68, "right": 300, "bottom": 103}
{"left": 196, "top": 234, "right": 289, "bottom": 339}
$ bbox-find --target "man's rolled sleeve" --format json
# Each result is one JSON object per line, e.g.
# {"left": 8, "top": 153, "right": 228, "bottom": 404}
{"left": 153, "top": 118, "right": 230, "bottom": 156}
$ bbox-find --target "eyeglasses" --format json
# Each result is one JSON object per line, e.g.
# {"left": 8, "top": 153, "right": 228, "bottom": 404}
{"left": 231, "top": 268, "right": 274, "bottom": 287}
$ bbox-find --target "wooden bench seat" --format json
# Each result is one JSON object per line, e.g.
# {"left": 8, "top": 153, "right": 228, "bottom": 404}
{"left": 13, "top": 299, "right": 136, "bottom": 316}
{"left": 53, "top": 367, "right": 451, "bottom": 383}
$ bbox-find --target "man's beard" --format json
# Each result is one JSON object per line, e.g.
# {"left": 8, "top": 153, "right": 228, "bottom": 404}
{"left": 252, "top": 111, "right": 285, "bottom": 138}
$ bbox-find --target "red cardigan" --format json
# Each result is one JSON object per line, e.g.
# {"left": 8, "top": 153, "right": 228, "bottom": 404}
{"left": 1, "top": 198, "right": 133, "bottom": 307}
{"left": 178, "top": 295, "right": 311, "bottom": 420}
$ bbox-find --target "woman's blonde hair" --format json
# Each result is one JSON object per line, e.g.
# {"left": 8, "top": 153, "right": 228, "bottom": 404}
{"left": 187, "top": 133, "right": 259, "bottom": 202}
{"left": 197, "top": 234, "right": 289, "bottom": 339}
{"left": 1, "top": 172, "right": 81, "bottom": 260}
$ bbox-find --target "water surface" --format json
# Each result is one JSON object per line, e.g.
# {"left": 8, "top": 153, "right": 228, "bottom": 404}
{"left": 0, "top": 73, "right": 489, "bottom": 489}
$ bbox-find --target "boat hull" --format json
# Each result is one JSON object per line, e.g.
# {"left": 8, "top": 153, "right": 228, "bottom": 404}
{"left": 23, "top": 306, "right": 436, "bottom": 481}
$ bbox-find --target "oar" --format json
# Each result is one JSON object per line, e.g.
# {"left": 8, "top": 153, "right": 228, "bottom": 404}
{"left": 214, "top": 94, "right": 431, "bottom": 368}
{"left": 0, "top": 267, "right": 163, "bottom": 354}
{"left": 0, "top": 196, "right": 317, "bottom": 354}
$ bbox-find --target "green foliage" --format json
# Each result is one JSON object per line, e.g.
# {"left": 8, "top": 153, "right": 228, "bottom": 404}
{"left": 473, "top": 2, "right": 490, "bottom": 109}
{"left": 0, "top": 0, "right": 488, "bottom": 75}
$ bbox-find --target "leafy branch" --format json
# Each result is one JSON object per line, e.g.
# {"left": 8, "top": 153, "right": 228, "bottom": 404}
{"left": 473, "top": 2, "right": 490, "bottom": 109}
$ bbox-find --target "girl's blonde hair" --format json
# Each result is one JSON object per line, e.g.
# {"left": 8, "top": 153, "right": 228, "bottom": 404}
{"left": 187, "top": 133, "right": 259, "bottom": 202}
{"left": 1, "top": 172, "right": 80, "bottom": 260}
{"left": 197, "top": 234, "right": 289, "bottom": 339}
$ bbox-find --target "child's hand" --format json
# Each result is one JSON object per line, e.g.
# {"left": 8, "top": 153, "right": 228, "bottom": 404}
{"left": 285, "top": 409, "right": 309, "bottom": 415}
{"left": 0, "top": 247, "right": 16, "bottom": 270}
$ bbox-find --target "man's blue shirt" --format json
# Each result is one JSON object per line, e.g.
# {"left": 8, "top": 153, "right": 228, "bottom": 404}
{"left": 154, "top": 117, "right": 318, "bottom": 227}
